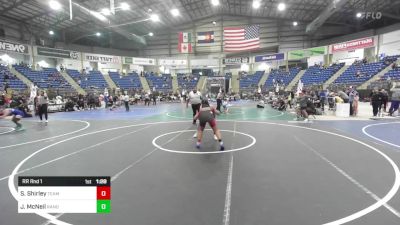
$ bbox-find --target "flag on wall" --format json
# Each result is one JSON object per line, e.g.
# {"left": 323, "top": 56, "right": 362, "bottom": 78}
{"left": 178, "top": 32, "right": 192, "bottom": 43}
{"left": 178, "top": 43, "right": 192, "bottom": 53}
{"left": 224, "top": 25, "right": 260, "bottom": 52}
{"left": 197, "top": 31, "right": 214, "bottom": 44}
{"left": 178, "top": 32, "right": 192, "bottom": 53}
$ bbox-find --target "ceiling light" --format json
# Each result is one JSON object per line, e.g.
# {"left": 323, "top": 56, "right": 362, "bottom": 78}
{"left": 211, "top": 0, "right": 220, "bottom": 6}
{"left": 91, "top": 11, "right": 108, "bottom": 21}
{"left": 212, "top": 21, "right": 217, "bottom": 25}
{"left": 293, "top": 21, "right": 298, "bottom": 26}
{"left": 49, "top": 0, "right": 62, "bottom": 10}
{"left": 149, "top": 32, "right": 154, "bottom": 37}
{"left": 150, "top": 14, "right": 160, "bottom": 22}
{"left": 95, "top": 32, "right": 101, "bottom": 37}
{"left": 49, "top": 30, "right": 54, "bottom": 35}
{"left": 101, "top": 8, "right": 111, "bottom": 16}
{"left": 120, "top": 2, "right": 130, "bottom": 10}
{"left": 356, "top": 12, "right": 362, "bottom": 18}
{"left": 170, "top": 8, "right": 180, "bottom": 17}
{"left": 252, "top": 0, "right": 261, "bottom": 9}
{"left": 277, "top": 3, "right": 286, "bottom": 11}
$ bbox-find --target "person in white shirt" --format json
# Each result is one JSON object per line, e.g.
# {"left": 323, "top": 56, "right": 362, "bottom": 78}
{"left": 187, "top": 89, "right": 202, "bottom": 124}
{"left": 37, "top": 91, "right": 49, "bottom": 123}
{"left": 123, "top": 93, "right": 130, "bottom": 112}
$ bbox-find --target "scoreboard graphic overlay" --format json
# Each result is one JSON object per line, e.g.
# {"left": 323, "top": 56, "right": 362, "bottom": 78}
{"left": 18, "top": 176, "right": 111, "bottom": 213}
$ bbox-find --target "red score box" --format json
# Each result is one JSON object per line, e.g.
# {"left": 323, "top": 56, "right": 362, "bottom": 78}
{"left": 97, "top": 186, "right": 111, "bottom": 200}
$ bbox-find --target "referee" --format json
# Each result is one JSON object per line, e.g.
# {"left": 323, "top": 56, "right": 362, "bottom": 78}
{"left": 187, "top": 89, "right": 202, "bottom": 124}
{"left": 216, "top": 90, "right": 224, "bottom": 112}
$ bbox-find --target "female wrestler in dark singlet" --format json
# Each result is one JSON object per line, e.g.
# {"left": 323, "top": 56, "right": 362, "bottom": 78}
{"left": 193, "top": 100, "right": 224, "bottom": 151}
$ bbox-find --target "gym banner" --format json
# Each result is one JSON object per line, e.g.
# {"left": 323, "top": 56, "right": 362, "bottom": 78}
{"left": 36, "top": 47, "right": 80, "bottom": 60}
{"left": 123, "top": 57, "right": 155, "bottom": 65}
{"left": 255, "top": 53, "right": 285, "bottom": 62}
{"left": 0, "top": 40, "right": 29, "bottom": 54}
{"left": 158, "top": 59, "right": 187, "bottom": 66}
{"left": 288, "top": 46, "right": 327, "bottom": 60}
{"left": 330, "top": 37, "right": 375, "bottom": 53}
{"left": 84, "top": 53, "right": 120, "bottom": 63}
{"left": 223, "top": 57, "right": 249, "bottom": 65}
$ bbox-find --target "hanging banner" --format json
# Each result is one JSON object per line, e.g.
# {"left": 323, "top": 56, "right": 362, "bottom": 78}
{"left": 36, "top": 46, "right": 80, "bottom": 60}
{"left": 255, "top": 53, "right": 285, "bottom": 62}
{"left": 158, "top": 59, "right": 187, "bottom": 66}
{"left": 288, "top": 46, "right": 327, "bottom": 60}
{"left": 330, "top": 37, "right": 375, "bottom": 53}
{"left": 123, "top": 57, "right": 155, "bottom": 65}
{"left": 223, "top": 57, "right": 249, "bottom": 65}
{"left": 0, "top": 40, "right": 29, "bottom": 54}
{"left": 84, "top": 53, "right": 120, "bottom": 63}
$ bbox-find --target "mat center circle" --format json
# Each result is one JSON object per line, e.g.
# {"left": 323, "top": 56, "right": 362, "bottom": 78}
{"left": 152, "top": 129, "right": 256, "bottom": 154}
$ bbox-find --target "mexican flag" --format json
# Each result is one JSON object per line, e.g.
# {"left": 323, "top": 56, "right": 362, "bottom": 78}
{"left": 178, "top": 32, "right": 192, "bottom": 43}
{"left": 178, "top": 43, "right": 192, "bottom": 53}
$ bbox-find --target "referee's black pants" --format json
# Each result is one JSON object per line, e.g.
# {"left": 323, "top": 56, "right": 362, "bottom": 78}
{"left": 192, "top": 103, "right": 201, "bottom": 124}
{"left": 216, "top": 99, "right": 222, "bottom": 112}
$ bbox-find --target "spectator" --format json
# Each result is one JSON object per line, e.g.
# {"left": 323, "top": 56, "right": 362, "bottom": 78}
{"left": 392, "top": 63, "right": 398, "bottom": 70}
{"left": 337, "top": 90, "right": 349, "bottom": 103}
{"left": 353, "top": 92, "right": 359, "bottom": 116}
{"left": 362, "top": 57, "right": 367, "bottom": 64}
{"left": 389, "top": 84, "right": 400, "bottom": 116}
{"left": 381, "top": 89, "right": 389, "bottom": 112}
{"left": 348, "top": 87, "right": 358, "bottom": 116}
{"left": 370, "top": 88, "right": 383, "bottom": 117}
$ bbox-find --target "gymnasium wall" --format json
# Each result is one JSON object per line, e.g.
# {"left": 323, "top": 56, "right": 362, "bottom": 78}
{"left": 138, "top": 15, "right": 340, "bottom": 58}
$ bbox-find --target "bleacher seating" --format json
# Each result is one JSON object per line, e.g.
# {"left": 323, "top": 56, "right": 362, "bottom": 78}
{"left": 301, "top": 63, "right": 345, "bottom": 86}
{"left": 145, "top": 73, "right": 172, "bottom": 93}
{"left": 0, "top": 65, "right": 26, "bottom": 90}
{"left": 66, "top": 69, "right": 82, "bottom": 81}
{"left": 109, "top": 71, "right": 142, "bottom": 89}
{"left": 80, "top": 70, "right": 108, "bottom": 89}
{"left": 334, "top": 62, "right": 386, "bottom": 85}
{"left": 239, "top": 71, "right": 264, "bottom": 90}
{"left": 177, "top": 73, "right": 199, "bottom": 90}
{"left": 334, "top": 56, "right": 399, "bottom": 85}
{"left": 265, "top": 67, "right": 301, "bottom": 89}
{"left": 381, "top": 68, "right": 400, "bottom": 81}
{"left": 13, "top": 65, "right": 71, "bottom": 89}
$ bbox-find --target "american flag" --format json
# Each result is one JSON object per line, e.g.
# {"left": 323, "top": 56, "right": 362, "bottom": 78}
{"left": 224, "top": 25, "right": 260, "bottom": 52}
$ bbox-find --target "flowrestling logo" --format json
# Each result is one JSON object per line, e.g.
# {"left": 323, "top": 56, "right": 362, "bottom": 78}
{"left": 359, "top": 12, "right": 382, "bottom": 20}
{"left": 0, "top": 40, "right": 28, "bottom": 54}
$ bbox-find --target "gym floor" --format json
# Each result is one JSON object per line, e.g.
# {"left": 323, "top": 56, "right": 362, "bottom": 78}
{"left": 0, "top": 101, "right": 399, "bottom": 225}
